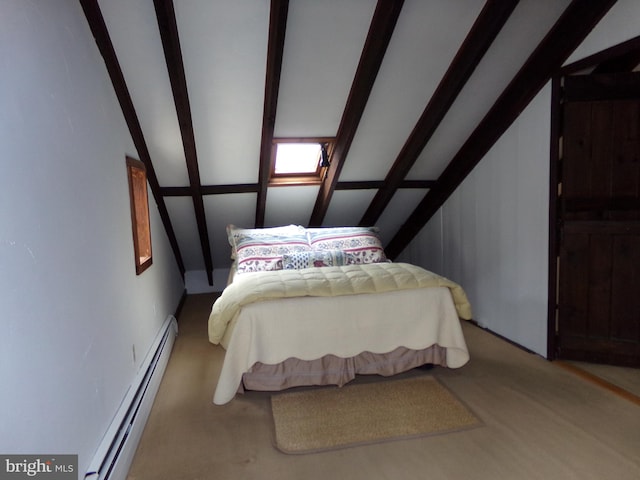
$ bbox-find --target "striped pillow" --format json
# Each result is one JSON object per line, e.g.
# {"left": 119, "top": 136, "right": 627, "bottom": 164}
{"left": 306, "top": 226, "right": 388, "bottom": 264}
{"left": 227, "top": 224, "right": 310, "bottom": 273}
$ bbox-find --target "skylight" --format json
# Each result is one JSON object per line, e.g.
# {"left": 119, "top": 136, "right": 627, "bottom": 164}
{"left": 269, "top": 138, "right": 334, "bottom": 186}
{"left": 274, "top": 143, "right": 322, "bottom": 174}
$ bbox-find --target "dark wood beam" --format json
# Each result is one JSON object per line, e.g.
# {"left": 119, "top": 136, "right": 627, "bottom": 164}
{"left": 79, "top": 0, "right": 185, "bottom": 277}
{"left": 161, "top": 180, "right": 432, "bottom": 196}
{"left": 256, "top": 0, "right": 289, "bottom": 227}
{"left": 592, "top": 49, "right": 640, "bottom": 74}
{"left": 359, "top": 0, "right": 519, "bottom": 227}
{"left": 153, "top": 0, "right": 213, "bottom": 284}
{"left": 561, "top": 35, "right": 640, "bottom": 75}
{"left": 308, "top": 0, "right": 405, "bottom": 226}
{"left": 385, "top": 0, "right": 618, "bottom": 260}
{"left": 336, "top": 180, "right": 436, "bottom": 191}
{"left": 161, "top": 184, "right": 260, "bottom": 196}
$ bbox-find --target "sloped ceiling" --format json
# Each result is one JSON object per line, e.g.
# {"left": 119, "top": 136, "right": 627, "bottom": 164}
{"left": 80, "top": 0, "right": 620, "bottom": 284}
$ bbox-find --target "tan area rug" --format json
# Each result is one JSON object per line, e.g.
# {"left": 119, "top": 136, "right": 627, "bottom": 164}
{"left": 270, "top": 375, "right": 481, "bottom": 454}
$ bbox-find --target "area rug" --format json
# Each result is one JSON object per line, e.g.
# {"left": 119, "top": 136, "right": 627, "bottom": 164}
{"left": 270, "top": 375, "right": 481, "bottom": 454}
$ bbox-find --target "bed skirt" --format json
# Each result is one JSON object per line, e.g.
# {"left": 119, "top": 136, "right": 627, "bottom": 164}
{"left": 239, "top": 345, "right": 447, "bottom": 393}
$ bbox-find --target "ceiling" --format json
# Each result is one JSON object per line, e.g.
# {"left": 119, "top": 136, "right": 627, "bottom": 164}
{"left": 79, "top": 0, "right": 622, "bottom": 284}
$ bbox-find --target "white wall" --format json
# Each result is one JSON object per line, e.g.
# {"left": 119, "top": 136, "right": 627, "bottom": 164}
{"left": 185, "top": 269, "right": 230, "bottom": 294}
{"left": 566, "top": 0, "right": 640, "bottom": 65}
{"left": 399, "top": 86, "right": 552, "bottom": 356}
{"left": 0, "top": 0, "right": 184, "bottom": 474}
{"left": 398, "top": 0, "right": 640, "bottom": 357}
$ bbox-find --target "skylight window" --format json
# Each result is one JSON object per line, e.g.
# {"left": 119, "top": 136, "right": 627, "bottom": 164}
{"left": 270, "top": 137, "right": 334, "bottom": 186}
{"left": 274, "top": 143, "right": 322, "bottom": 174}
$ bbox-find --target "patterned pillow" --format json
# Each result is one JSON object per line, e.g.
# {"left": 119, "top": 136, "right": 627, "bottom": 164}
{"left": 227, "top": 224, "right": 311, "bottom": 273}
{"left": 306, "top": 226, "right": 388, "bottom": 264}
{"left": 282, "top": 250, "right": 349, "bottom": 270}
{"left": 226, "top": 224, "right": 307, "bottom": 259}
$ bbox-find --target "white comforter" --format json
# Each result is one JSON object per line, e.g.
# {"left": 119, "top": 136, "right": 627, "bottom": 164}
{"left": 209, "top": 263, "right": 472, "bottom": 404}
{"left": 209, "top": 262, "right": 472, "bottom": 343}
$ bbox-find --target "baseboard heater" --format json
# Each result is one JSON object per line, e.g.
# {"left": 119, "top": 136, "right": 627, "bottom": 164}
{"left": 85, "top": 315, "right": 178, "bottom": 480}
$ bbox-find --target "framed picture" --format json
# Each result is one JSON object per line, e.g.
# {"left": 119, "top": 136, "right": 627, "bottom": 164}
{"left": 126, "top": 156, "right": 153, "bottom": 274}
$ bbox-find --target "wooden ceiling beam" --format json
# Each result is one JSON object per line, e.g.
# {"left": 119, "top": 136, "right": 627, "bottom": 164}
{"left": 308, "top": 0, "right": 405, "bottom": 227}
{"left": 385, "top": 0, "right": 618, "bottom": 259}
{"left": 561, "top": 35, "right": 640, "bottom": 75}
{"left": 336, "top": 180, "right": 436, "bottom": 191}
{"left": 79, "top": 0, "right": 185, "bottom": 277}
{"left": 592, "top": 45, "right": 640, "bottom": 74}
{"left": 160, "top": 179, "right": 434, "bottom": 196}
{"left": 162, "top": 184, "right": 261, "bottom": 196}
{"left": 359, "top": 0, "right": 519, "bottom": 227}
{"left": 256, "top": 0, "right": 289, "bottom": 227}
{"left": 153, "top": 0, "right": 214, "bottom": 284}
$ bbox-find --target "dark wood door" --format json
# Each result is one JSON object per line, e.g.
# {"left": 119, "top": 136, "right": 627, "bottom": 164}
{"left": 556, "top": 74, "right": 640, "bottom": 367}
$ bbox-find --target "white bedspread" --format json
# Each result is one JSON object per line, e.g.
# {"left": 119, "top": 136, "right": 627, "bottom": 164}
{"left": 212, "top": 284, "right": 470, "bottom": 405}
{"left": 209, "top": 262, "right": 472, "bottom": 344}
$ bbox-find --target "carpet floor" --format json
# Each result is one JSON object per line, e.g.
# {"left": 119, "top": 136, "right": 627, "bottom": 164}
{"left": 127, "top": 293, "right": 640, "bottom": 480}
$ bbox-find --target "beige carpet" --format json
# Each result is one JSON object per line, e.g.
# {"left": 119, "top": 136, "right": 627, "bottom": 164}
{"left": 271, "top": 375, "right": 481, "bottom": 453}
{"left": 127, "top": 293, "right": 640, "bottom": 480}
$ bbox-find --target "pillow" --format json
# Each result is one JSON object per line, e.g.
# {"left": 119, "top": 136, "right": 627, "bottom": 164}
{"left": 227, "top": 224, "right": 311, "bottom": 274}
{"left": 281, "top": 250, "right": 349, "bottom": 270}
{"left": 306, "top": 226, "right": 388, "bottom": 264}
{"left": 226, "top": 224, "right": 306, "bottom": 259}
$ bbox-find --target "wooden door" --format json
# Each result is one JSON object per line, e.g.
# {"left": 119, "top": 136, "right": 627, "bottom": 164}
{"left": 556, "top": 73, "right": 640, "bottom": 367}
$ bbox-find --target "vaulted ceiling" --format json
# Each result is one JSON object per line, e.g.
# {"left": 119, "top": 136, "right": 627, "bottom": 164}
{"left": 80, "top": 0, "right": 620, "bottom": 284}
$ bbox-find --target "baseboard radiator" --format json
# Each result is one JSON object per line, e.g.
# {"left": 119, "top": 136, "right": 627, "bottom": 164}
{"left": 85, "top": 315, "right": 178, "bottom": 480}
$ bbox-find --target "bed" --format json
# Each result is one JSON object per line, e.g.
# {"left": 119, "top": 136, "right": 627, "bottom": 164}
{"left": 208, "top": 224, "right": 472, "bottom": 405}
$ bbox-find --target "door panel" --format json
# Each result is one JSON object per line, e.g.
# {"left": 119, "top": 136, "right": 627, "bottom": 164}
{"left": 556, "top": 81, "right": 640, "bottom": 367}
{"left": 558, "top": 223, "right": 640, "bottom": 366}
